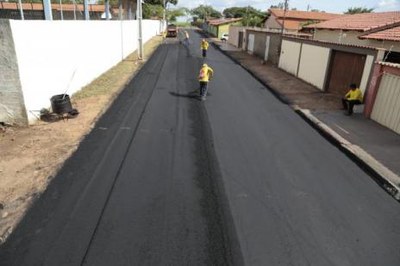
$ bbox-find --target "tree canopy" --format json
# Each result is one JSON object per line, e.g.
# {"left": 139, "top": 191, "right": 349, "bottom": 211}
{"left": 191, "top": 5, "right": 222, "bottom": 20}
{"left": 222, "top": 6, "right": 266, "bottom": 27}
{"left": 345, "top": 7, "right": 374, "bottom": 14}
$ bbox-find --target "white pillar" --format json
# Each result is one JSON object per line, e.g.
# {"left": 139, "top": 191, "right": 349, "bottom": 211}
{"left": 43, "top": 0, "right": 53, "bottom": 20}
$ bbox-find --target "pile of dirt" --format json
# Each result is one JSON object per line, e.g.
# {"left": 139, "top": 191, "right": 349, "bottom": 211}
{"left": 0, "top": 36, "right": 162, "bottom": 244}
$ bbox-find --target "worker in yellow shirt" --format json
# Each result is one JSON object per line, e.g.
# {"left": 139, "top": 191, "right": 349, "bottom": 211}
{"left": 198, "top": 63, "right": 214, "bottom": 101}
{"left": 342, "top": 83, "right": 363, "bottom": 115}
{"left": 201, "top": 39, "right": 209, "bottom": 58}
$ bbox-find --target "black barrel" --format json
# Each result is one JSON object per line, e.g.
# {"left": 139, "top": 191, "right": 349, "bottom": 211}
{"left": 51, "top": 94, "right": 73, "bottom": 114}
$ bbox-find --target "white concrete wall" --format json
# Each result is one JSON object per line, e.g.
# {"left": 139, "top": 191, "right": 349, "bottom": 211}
{"left": 298, "top": 44, "right": 330, "bottom": 90}
{"left": 360, "top": 55, "right": 374, "bottom": 94}
{"left": 9, "top": 19, "right": 161, "bottom": 123}
{"left": 279, "top": 40, "right": 301, "bottom": 76}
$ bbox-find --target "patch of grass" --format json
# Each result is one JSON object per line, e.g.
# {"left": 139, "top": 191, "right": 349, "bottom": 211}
{"left": 73, "top": 36, "right": 162, "bottom": 100}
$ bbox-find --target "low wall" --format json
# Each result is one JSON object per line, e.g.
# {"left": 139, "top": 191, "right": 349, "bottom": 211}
{"left": 0, "top": 19, "right": 161, "bottom": 125}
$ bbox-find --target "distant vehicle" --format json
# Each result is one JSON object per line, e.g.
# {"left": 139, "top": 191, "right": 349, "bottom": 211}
{"left": 221, "top": 33, "right": 229, "bottom": 41}
{"left": 166, "top": 24, "right": 177, "bottom": 37}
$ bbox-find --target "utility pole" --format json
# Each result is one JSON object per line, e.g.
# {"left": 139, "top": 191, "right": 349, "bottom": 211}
{"left": 278, "top": 0, "right": 288, "bottom": 57}
{"left": 163, "top": 0, "right": 166, "bottom": 33}
{"left": 18, "top": 0, "right": 24, "bottom": 20}
{"left": 43, "top": 0, "right": 53, "bottom": 20}
{"left": 137, "top": 0, "right": 144, "bottom": 60}
{"left": 59, "top": 0, "right": 64, "bottom": 20}
{"left": 83, "top": 0, "right": 89, "bottom": 20}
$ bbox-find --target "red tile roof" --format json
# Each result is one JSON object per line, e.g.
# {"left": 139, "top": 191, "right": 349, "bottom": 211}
{"left": 208, "top": 18, "right": 242, "bottom": 26}
{"left": 276, "top": 19, "right": 304, "bottom": 30}
{"left": 305, "top": 11, "right": 400, "bottom": 31}
{"left": 360, "top": 25, "right": 400, "bottom": 41}
{"left": 269, "top": 8, "right": 341, "bottom": 21}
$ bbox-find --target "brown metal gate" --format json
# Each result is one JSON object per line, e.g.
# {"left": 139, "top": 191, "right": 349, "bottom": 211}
{"left": 326, "top": 51, "right": 366, "bottom": 95}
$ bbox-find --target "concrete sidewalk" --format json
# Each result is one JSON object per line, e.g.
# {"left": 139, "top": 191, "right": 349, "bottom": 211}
{"left": 212, "top": 39, "right": 400, "bottom": 200}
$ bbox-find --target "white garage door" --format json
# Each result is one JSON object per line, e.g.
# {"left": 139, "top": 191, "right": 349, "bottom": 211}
{"left": 371, "top": 73, "right": 400, "bottom": 134}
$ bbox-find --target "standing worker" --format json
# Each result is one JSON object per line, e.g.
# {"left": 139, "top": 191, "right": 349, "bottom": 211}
{"left": 201, "top": 39, "right": 209, "bottom": 58}
{"left": 198, "top": 63, "right": 214, "bottom": 101}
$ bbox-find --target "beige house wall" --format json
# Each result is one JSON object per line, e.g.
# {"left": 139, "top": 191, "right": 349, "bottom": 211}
{"left": 228, "top": 26, "right": 244, "bottom": 47}
{"left": 298, "top": 44, "right": 330, "bottom": 90}
{"left": 264, "top": 14, "right": 281, "bottom": 30}
{"left": 314, "top": 29, "right": 400, "bottom": 52}
{"left": 279, "top": 40, "right": 301, "bottom": 75}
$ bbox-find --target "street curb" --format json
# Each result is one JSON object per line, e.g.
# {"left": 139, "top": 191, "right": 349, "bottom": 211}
{"left": 208, "top": 37, "right": 400, "bottom": 201}
{"left": 295, "top": 107, "right": 400, "bottom": 201}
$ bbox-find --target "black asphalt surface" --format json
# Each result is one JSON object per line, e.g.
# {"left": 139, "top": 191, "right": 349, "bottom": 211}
{"left": 1, "top": 30, "right": 400, "bottom": 266}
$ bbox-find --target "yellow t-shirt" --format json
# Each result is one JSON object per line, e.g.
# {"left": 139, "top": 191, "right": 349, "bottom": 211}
{"left": 201, "top": 41, "right": 209, "bottom": 50}
{"left": 198, "top": 66, "right": 214, "bottom": 82}
{"left": 345, "top": 88, "right": 363, "bottom": 102}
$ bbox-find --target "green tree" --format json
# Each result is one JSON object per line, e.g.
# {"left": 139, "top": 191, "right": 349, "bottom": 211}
{"left": 222, "top": 6, "right": 266, "bottom": 27}
{"left": 144, "top": 0, "right": 178, "bottom": 6}
{"left": 345, "top": 7, "right": 374, "bottom": 14}
{"left": 191, "top": 5, "right": 222, "bottom": 20}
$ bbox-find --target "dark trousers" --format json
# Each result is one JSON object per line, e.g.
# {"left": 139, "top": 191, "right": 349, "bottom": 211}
{"left": 199, "top": 81, "right": 208, "bottom": 97}
{"left": 342, "top": 98, "right": 362, "bottom": 114}
{"left": 202, "top": 49, "right": 207, "bottom": 58}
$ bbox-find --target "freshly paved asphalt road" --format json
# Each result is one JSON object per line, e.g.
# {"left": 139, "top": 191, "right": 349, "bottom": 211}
{"left": 1, "top": 30, "right": 400, "bottom": 266}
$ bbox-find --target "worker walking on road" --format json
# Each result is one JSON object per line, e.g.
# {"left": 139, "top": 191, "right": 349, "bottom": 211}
{"left": 201, "top": 39, "right": 209, "bottom": 58}
{"left": 198, "top": 63, "right": 214, "bottom": 101}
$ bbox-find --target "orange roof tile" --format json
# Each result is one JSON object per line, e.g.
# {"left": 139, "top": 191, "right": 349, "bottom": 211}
{"left": 276, "top": 19, "right": 303, "bottom": 30}
{"left": 305, "top": 11, "right": 400, "bottom": 31}
{"left": 208, "top": 18, "right": 242, "bottom": 26}
{"left": 360, "top": 25, "right": 400, "bottom": 41}
{"left": 269, "top": 8, "right": 341, "bottom": 21}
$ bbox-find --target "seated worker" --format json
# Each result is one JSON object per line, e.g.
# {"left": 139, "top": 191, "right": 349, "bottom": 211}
{"left": 342, "top": 83, "right": 363, "bottom": 115}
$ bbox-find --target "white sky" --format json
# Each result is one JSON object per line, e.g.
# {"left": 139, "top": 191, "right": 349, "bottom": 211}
{"left": 176, "top": 0, "right": 400, "bottom": 14}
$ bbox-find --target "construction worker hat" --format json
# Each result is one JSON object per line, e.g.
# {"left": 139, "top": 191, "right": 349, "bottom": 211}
{"left": 202, "top": 63, "right": 208, "bottom": 67}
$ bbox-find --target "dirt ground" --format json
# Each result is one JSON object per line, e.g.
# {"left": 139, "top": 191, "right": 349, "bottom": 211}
{"left": 0, "top": 36, "right": 162, "bottom": 243}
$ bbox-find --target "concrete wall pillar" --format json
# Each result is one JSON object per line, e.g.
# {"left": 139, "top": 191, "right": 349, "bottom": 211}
{"left": 0, "top": 20, "right": 28, "bottom": 126}
{"left": 364, "top": 63, "right": 383, "bottom": 118}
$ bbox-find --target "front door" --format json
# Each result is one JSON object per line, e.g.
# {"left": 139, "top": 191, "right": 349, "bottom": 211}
{"left": 326, "top": 51, "right": 366, "bottom": 95}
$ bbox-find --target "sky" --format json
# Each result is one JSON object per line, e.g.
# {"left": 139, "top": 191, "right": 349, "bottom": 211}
{"left": 176, "top": 0, "right": 400, "bottom": 14}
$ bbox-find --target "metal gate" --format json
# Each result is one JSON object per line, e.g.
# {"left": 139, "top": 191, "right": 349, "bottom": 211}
{"left": 326, "top": 50, "right": 366, "bottom": 95}
{"left": 371, "top": 73, "right": 400, "bottom": 134}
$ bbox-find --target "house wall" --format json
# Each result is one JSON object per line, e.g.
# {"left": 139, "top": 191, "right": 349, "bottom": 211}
{"left": 218, "top": 24, "right": 230, "bottom": 39}
{"left": 278, "top": 40, "right": 301, "bottom": 76}
{"left": 0, "top": 19, "right": 27, "bottom": 125}
{"left": 245, "top": 29, "right": 281, "bottom": 65}
{"left": 4, "top": 19, "right": 161, "bottom": 124}
{"left": 371, "top": 71, "right": 400, "bottom": 134}
{"left": 264, "top": 14, "right": 281, "bottom": 30}
{"left": 298, "top": 44, "right": 330, "bottom": 90}
{"left": 228, "top": 26, "right": 244, "bottom": 47}
{"left": 314, "top": 29, "right": 400, "bottom": 53}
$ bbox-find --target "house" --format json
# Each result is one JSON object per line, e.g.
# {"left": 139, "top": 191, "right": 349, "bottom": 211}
{"left": 305, "top": 12, "right": 400, "bottom": 61}
{"left": 206, "top": 18, "right": 242, "bottom": 39}
{"left": 264, "top": 8, "right": 341, "bottom": 34}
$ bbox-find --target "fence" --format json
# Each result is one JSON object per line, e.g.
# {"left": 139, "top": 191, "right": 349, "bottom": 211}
{"left": 0, "top": 19, "right": 162, "bottom": 125}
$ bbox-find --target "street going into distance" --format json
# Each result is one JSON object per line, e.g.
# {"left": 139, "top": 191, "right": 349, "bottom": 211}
{"left": 1, "top": 30, "right": 400, "bottom": 266}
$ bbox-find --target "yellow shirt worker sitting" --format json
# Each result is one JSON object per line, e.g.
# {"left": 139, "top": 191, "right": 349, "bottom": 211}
{"left": 342, "top": 83, "right": 363, "bottom": 115}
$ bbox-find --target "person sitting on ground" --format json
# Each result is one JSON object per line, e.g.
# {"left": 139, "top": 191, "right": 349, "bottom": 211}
{"left": 342, "top": 83, "right": 363, "bottom": 115}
